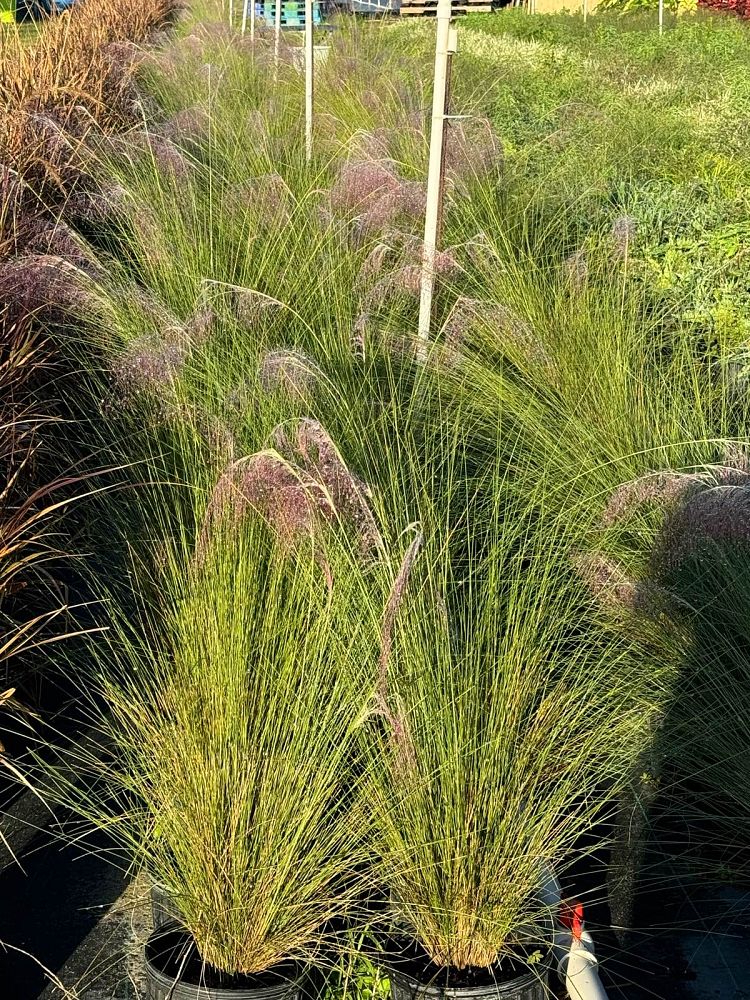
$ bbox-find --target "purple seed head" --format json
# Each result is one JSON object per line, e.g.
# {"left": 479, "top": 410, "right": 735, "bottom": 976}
{"left": 185, "top": 304, "right": 214, "bottom": 347}
{"left": 234, "top": 288, "right": 281, "bottom": 328}
{"left": 656, "top": 484, "right": 750, "bottom": 572}
{"left": 157, "top": 106, "right": 209, "bottom": 147}
{"left": 258, "top": 349, "right": 321, "bottom": 398}
{"left": 351, "top": 312, "right": 369, "bottom": 358}
{"left": 603, "top": 471, "right": 704, "bottom": 528}
{"left": 0, "top": 254, "right": 92, "bottom": 317}
{"left": 445, "top": 118, "right": 503, "bottom": 184}
{"left": 611, "top": 215, "right": 637, "bottom": 257}
{"left": 64, "top": 182, "right": 129, "bottom": 224}
{"left": 441, "top": 297, "right": 551, "bottom": 371}
{"left": 359, "top": 243, "right": 393, "bottom": 284}
{"left": 293, "top": 418, "right": 383, "bottom": 556}
{"left": 563, "top": 249, "right": 588, "bottom": 288}
{"left": 198, "top": 452, "right": 334, "bottom": 558}
{"left": 112, "top": 335, "right": 185, "bottom": 403}
{"left": 330, "top": 160, "right": 400, "bottom": 214}
{"left": 146, "top": 134, "right": 191, "bottom": 180}
{"left": 571, "top": 551, "right": 662, "bottom": 615}
{"left": 365, "top": 265, "right": 422, "bottom": 310}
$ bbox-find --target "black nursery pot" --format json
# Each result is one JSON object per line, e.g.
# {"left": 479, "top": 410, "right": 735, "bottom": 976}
{"left": 151, "top": 882, "right": 184, "bottom": 931}
{"left": 385, "top": 942, "right": 549, "bottom": 1000}
{"left": 145, "top": 925, "right": 303, "bottom": 1000}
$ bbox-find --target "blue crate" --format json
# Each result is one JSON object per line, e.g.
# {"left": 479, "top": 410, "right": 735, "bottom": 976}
{"left": 257, "top": 0, "right": 322, "bottom": 26}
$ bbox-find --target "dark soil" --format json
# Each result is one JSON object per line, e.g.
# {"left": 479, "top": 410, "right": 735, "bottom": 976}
{"left": 383, "top": 936, "right": 546, "bottom": 988}
{"left": 146, "top": 926, "right": 300, "bottom": 991}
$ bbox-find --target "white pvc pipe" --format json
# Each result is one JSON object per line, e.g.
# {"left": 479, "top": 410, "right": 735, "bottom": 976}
{"left": 241, "top": 0, "right": 248, "bottom": 34}
{"left": 304, "top": 0, "right": 314, "bottom": 162}
{"left": 563, "top": 938, "right": 609, "bottom": 1000}
{"left": 417, "top": 0, "right": 454, "bottom": 347}
{"left": 539, "top": 867, "right": 611, "bottom": 1000}
{"left": 658, "top": 0, "right": 664, "bottom": 34}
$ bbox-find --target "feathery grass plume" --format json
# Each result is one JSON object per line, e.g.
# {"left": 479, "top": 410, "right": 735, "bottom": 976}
{"left": 185, "top": 303, "right": 214, "bottom": 347}
{"left": 0, "top": 254, "right": 93, "bottom": 318}
{"left": 225, "top": 173, "right": 293, "bottom": 226}
{"left": 233, "top": 288, "right": 284, "bottom": 328}
{"left": 330, "top": 160, "right": 400, "bottom": 214}
{"left": 258, "top": 349, "right": 322, "bottom": 399}
{"left": 199, "top": 451, "right": 335, "bottom": 558}
{"left": 602, "top": 471, "right": 704, "bottom": 527}
{"left": 64, "top": 182, "right": 129, "bottom": 224}
{"left": 291, "top": 418, "right": 383, "bottom": 557}
{"left": 111, "top": 334, "right": 186, "bottom": 406}
{"left": 156, "top": 106, "right": 210, "bottom": 148}
{"left": 657, "top": 482, "right": 750, "bottom": 572}
{"left": 441, "top": 297, "right": 552, "bottom": 373}
{"left": 571, "top": 550, "right": 650, "bottom": 613}
{"left": 143, "top": 132, "right": 192, "bottom": 181}
{"left": 359, "top": 242, "right": 394, "bottom": 284}
{"left": 562, "top": 249, "right": 588, "bottom": 288}
{"left": 349, "top": 128, "right": 392, "bottom": 161}
{"left": 23, "top": 219, "right": 97, "bottom": 274}
{"left": 445, "top": 117, "right": 503, "bottom": 186}
{"left": 351, "top": 312, "right": 368, "bottom": 359}
{"left": 610, "top": 214, "right": 637, "bottom": 258}
{"left": 365, "top": 265, "right": 422, "bottom": 308}
{"left": 356, "top": 181, "right": 427, "bottom": 238}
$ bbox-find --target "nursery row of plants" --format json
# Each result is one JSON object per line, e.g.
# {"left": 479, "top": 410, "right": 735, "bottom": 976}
{"left": 3, "top": 1, "right": 750, "bottom": 997}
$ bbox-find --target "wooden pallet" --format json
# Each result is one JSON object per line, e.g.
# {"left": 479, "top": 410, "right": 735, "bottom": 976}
{"left": 399, "top": 0, "right": 492, "bottom": 14}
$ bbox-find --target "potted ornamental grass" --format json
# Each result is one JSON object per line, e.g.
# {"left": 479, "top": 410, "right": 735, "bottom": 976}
{"left": 361, "top": 496, "right": 672, "bottom": 1000}
{"left": 29, "top": 507, "right": 378, "bottom": 999}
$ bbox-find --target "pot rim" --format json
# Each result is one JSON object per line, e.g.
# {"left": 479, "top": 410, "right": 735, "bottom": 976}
{"left": 144, "top": 924, "right": 302, "bottom": 998}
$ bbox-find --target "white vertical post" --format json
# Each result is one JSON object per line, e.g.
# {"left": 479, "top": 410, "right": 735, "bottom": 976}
{"left": 229, "top": 0, "right": 234, "bottom": 25}
{"left": 583, "top": 0, "right": 588, "bottom": 23}
{"left": 251, "top": 0, "right": 256, "bottom": 43}
{"left": 658, "top": 0, "right": 664, "bottom": 34}
{"left": 417, "top": 0, "right": 455, "bottom": 347}
{"left": 241, "top": 0, "right": 248, "bottom": 33}
{"left": 304, "top": 0, "right": 314, "bottom": 162}
{"left": 274, "top": 0, "right": 282, "bottom": 76}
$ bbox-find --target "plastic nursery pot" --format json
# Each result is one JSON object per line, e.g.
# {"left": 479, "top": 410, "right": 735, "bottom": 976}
{"left": 151, "top": 882, "right": 184, "bottom": 930}
{"left": 387, "top": 946, "right": 549, "bottom": 1000}
{"left": 145, "top": 924, "right": 303, "bottom": 1000}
